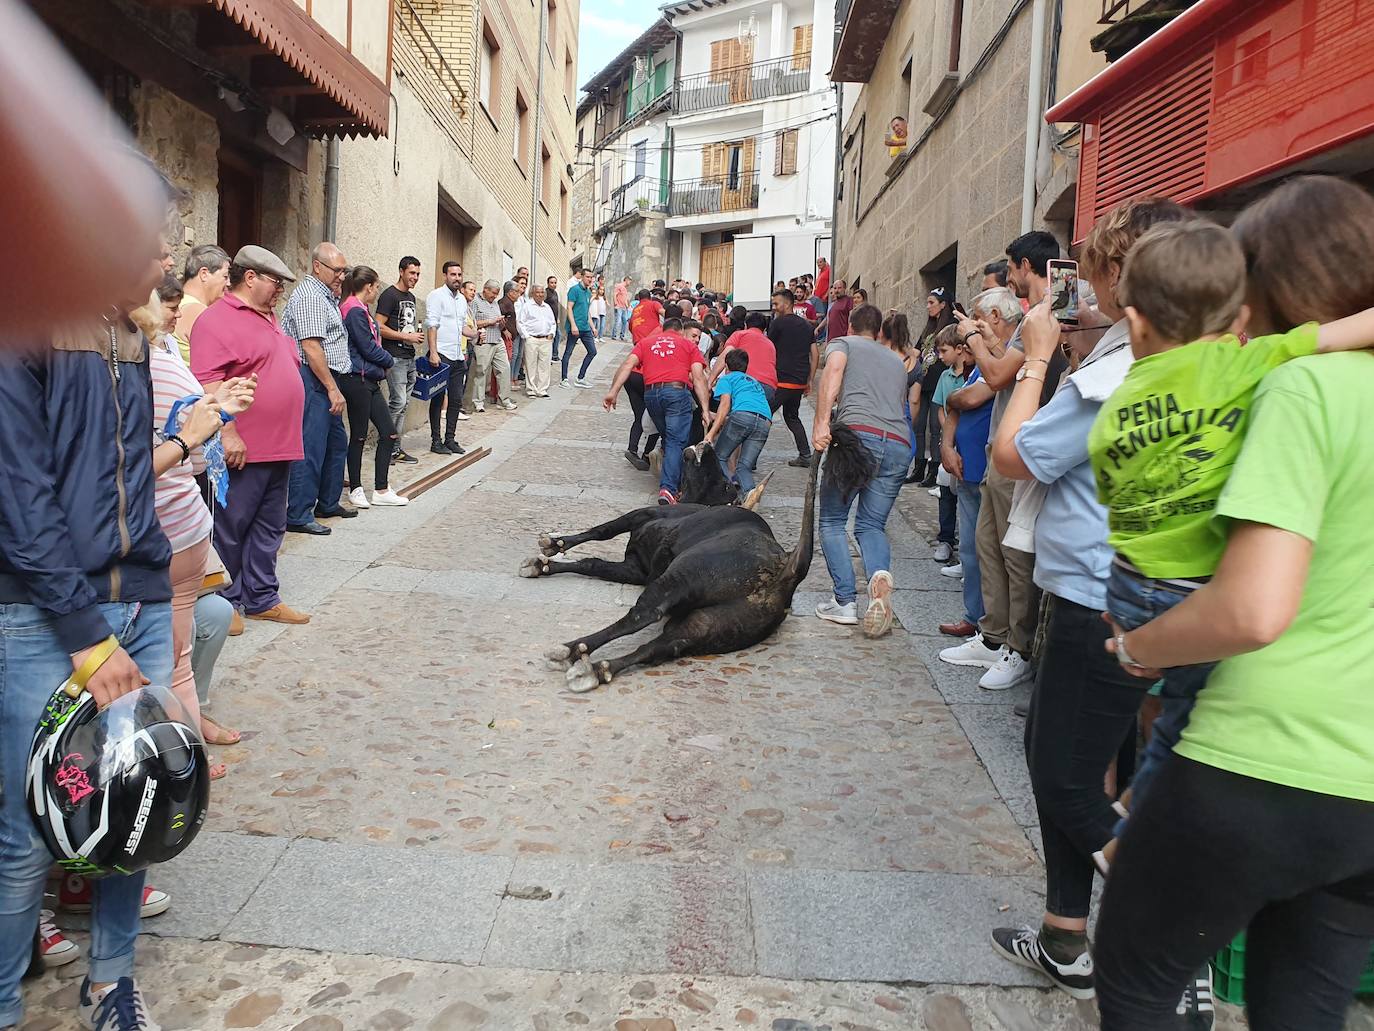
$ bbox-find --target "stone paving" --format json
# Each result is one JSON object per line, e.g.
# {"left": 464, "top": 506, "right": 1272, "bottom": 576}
{"left": 19, "top": 342, "right": 1372, "bottom": 1028}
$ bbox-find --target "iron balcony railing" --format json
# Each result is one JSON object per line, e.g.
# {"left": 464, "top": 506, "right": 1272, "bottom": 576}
{"left": 673, "top": 54, "right": 812, "bottom": 115}
{"left": 594, "top": 176, "right": 670, "bottom": 236}
{"left": 396, "top": 0, "right": 468, "bottom": 115}
{"left": 669, "top": 171, "right": 760, "bottom": 218}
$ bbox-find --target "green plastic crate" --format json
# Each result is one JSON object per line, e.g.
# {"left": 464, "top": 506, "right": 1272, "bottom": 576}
{"left": 1213, "top": 931, "right": 1374, "bottom": 1006}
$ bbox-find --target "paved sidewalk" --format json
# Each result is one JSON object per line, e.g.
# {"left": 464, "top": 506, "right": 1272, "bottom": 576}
{"left": 19, "top": 342, "right": 1366, "bottom": 1028}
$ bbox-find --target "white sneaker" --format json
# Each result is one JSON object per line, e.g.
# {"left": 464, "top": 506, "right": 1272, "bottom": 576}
{"left": 371, "top": 488, "right": 409, "bottom": 507}
{"left": 501, "top": 399, "right": 518, "bottom": 411}
{"left": 815, "top": 598, "right": 858, "bottom": 625}
{"left": 348, "top": 487, "right": 371, "bottom": 509}
{"left": 939, "top": 632, "right": 1001, "bottom": 668}
{"left": 927, "top": 486, "right": 940, "bottom": 497}
{"left": 574, "top": 378, "right": 590, "bottom": 388}
{"left": 980, "top": 648, "right": 1033, "bottom": 690}
{"left": 933, "top": 541, "right": 953, "bottom": 563}
{"left": 457, "top": 411, "right": 471, "bottom": 421}
{"left": 474, "top": 401, "right": 486, "bottom": 413}
{"left": 938, "top": 562, "right": 963, "bottom": 578}
{"left": 560, "top": 379, "right": 572, "bottom": 389}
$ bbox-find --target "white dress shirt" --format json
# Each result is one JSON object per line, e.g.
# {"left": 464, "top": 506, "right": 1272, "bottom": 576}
{"left": 424, "top": 285, "right": 469, "bottom": 360}
{"left": 516, "top": 296, "right": 556, "bottom": 338}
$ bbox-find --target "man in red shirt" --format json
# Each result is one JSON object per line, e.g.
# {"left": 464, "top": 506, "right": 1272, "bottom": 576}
{"left": 716, "top": 311, "right": 778, "bottom": 404}
{"left": 823, "top": 280, "right": 854, "bottom": 343}
{"left": 814, "top": 257, "right": 831, "bottom": 318}
{"left": 191, "top": 245, "right": 309, "bottom": 629}
{"left": 628, "top": 288, "right": 664, "bottom": 343}
{"left": 605, "top": 317, "right": 711, "bottom": 505}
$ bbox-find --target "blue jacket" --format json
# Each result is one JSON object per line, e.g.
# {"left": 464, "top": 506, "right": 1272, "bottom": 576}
{"left": 343, "top": 305, "right": 394, "bottom": 382}
{"left": 0, "top": 321, "right": 173, "bottom": 653}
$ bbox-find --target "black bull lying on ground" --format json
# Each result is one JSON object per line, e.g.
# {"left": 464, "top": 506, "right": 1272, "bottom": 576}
{"left": 519, "top": 426, "right": 875, "bottom": 692}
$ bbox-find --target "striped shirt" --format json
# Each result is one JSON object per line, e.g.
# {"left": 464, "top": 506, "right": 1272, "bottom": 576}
{"left": 281, "top": 275, "right": 350, "bottom": 373}
{"left": 151, "top": 339, "right": 213, "bottom": 553}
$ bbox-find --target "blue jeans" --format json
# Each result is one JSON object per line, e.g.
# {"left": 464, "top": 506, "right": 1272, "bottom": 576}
{"left": 287, "top": 366, "right": 347, "bottom": 524}
{"left": 818, "top": 432, "right": 909, "bottom": 605}
{"left": 1106, "top": 563, "right": 1213, "bottom": 826}
{"left": 0, "top": 601, "right": 173, "bottom": 1026}
{"left": 511, "top": 334, "right": 525, "bottom": 383}
{"left": 954, "top": 477, "right": 985, "bottom": 625}
{"left": 561, "top": 328, "right": 597, "bottom": 381}
{"left": 644, "top": 385, "right": 694, "bottom": 494}
{"left": 714, "top": 410, "right": 771, "bottom": 493}
{"left": 614, "top": 308, "right": 630, "bottom": 339}
{"left": 592, "top": 315, "right": 605, "bottom": 337}
{"left": 937, "top": 484, "right": 957, "bottom": 545}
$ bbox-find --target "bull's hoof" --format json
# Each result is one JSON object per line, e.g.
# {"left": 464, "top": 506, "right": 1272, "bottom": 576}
{"left": 538, "top": 534, "right": 564, "bottom": 557}
{"left": 545, "top": 644, "right": 573, "bottom": 669}
{"left": 565, "top": 657, "right": 601, "bottom": 693}
{"left": 519, "top": 555, "right": 550, "bottom": 578}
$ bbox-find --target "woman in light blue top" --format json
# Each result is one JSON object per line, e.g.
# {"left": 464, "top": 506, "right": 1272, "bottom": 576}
{"left": 704, "top": 349, "right": 771, "bottom": 493}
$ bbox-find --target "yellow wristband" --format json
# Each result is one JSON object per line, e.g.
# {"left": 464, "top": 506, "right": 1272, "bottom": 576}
{"left": 64, "top": 635, "right": 119, "bottom": 698}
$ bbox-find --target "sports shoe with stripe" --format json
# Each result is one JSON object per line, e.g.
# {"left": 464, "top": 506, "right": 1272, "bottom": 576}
{"left": 38, "top": 909, "right": 80, "bottom": 968}
{"left": 79, "top": 977, "right": 160, "bottom": 1030}
{"left": 991, "top": 925, "right": 1095, "bottom": 1000}
{"left": 1178, "top": 965, "right": 1216, "bottom": 1030}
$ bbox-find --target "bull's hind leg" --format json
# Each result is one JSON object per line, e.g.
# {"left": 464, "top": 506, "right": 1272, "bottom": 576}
{"left": 565, "top": 598, "right": 772, "bottom": 692}
{"left": 537, "top": 508, "right": 663, "bottom": 557}
{"left": 518, "top": 553, "right": 648, "bottom": 583}
{"left": 545, "top": 574, "right": 691, "bottom": 670}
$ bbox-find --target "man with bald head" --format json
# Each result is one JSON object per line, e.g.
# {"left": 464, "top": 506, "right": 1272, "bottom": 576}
{"left": 281, "top": 241, "right": 353, "bottom": 534}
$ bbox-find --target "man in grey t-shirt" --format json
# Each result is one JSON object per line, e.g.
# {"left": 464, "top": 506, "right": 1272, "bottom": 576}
{"left": 464, "top": 280, "right": 516, "bottom": 412}
{"left": 810, "top": 304, "right": 907, "bottom": 639}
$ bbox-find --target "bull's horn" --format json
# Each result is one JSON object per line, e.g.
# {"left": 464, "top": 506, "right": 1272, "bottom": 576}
{"left": 742, "top": 470, "right": 775, "bottom": 511}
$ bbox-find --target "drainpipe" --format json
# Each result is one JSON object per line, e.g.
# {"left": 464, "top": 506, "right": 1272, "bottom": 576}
{"left": 1020, "top": 0, "right": 1047, "bottom": 233}
{"left": 324, "top": 137, "right": 341, "bottom": 241}
{"left": 531, "top": 0, "right": 548, "bottom": 277}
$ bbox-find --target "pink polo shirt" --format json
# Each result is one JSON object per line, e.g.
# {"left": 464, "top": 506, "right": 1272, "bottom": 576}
{"left": 722, "top": 328, "right": 778, "bottom": 389}
{"left": 190, "top": 293, "right": 305, "bottom": 463}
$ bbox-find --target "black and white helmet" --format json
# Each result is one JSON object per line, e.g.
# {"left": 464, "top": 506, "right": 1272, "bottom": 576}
{"left": 27, "top": 684, "right": 209, "bottom": 877}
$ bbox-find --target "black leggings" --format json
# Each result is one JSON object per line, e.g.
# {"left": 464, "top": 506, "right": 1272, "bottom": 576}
{"left": 428, "top": 355, "right": 468, "bottom": 442}
{"left": 625, "top": 372, "right": 648, "bottom": 452}
{"left": 335, "top": 371, "right": 396, "bottom": 491}
{"left": 912, "top": 391, "right": 941, "bottom": 462}
{"left": 769, "top": 386, "right": 811, "bottom": 458}
{"left": 1024, "top": 594, "right": 1143, "bottom": 919}
{"left": 1096, "top": 756, "right": 1374, "bottom": 1030}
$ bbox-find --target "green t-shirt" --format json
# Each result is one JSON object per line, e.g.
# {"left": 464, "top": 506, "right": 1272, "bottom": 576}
{"left": 1087, "top": 323, "right": 1318, "bottom": 577}
{"left": 1176, "top": 353, "right": 1374, "bottom": 801}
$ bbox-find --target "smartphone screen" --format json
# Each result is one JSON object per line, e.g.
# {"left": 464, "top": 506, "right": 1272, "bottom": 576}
{"left": 1047, "top": 259, "right": 1079, "bottom": 324}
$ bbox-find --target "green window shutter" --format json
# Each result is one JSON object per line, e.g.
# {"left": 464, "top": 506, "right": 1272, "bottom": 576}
{"left": 653, "top": 59, "right": 669, "bottom": 99}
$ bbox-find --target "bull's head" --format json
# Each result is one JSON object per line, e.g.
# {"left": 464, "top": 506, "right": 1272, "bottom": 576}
{"left": 677, "top": 441, "right": 740, "bottom": 506}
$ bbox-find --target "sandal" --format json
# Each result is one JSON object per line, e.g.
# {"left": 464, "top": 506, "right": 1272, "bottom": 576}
{"left": 209, "top": 759, "right": 228, "bottom": 781}
{"left": 201, "top": 715, "right": 241, "bottom": 746}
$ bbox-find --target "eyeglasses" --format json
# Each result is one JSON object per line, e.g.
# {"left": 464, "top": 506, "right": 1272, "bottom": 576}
{"left": 315, "top": 258, "right": 347, "bottom": 278}
{"left": 254, "top": 271, "right": 286, "bottom": 290}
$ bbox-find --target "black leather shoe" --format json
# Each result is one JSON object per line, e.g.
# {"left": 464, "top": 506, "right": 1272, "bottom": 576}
{"left": 443, "top": 440, "right": 466, "bottom": 456}
{"left": 905, "top": 460, "right": 926, "bottom": 485}
{"left": 287, "top": 520, "right": 332, "bottom": 535}
{"left": 315, "top": 506, "right": 357, "bottom": 519}
{"left": 788, "top": 454, "right": 812, "bottom": 468}
{"left": 431, "top": 440, "right": 452, "bottom": 455}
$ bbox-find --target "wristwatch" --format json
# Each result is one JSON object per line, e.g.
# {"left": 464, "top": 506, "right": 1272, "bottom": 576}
{"left": 1015, "top": 364, "right": 1044, "bottom": 383}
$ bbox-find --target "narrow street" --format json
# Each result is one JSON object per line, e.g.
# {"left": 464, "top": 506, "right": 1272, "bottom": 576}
{"left": 24, "top": 343, "right": 1273, "bottom": 1030}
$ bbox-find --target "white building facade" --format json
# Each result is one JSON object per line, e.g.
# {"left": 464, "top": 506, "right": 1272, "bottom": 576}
{"left": 663, "top": 0, "right": 836, "bottom": 292}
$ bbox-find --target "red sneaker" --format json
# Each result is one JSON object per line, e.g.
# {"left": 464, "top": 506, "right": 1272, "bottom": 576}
{"left": 58, "top": 874, "right": 170, "bottom": 918}
{"left": 38, "top": 909, "right": 80, "bottom": 968}
{"left": 657, "top": 488, "right": 678, "bottom": 506}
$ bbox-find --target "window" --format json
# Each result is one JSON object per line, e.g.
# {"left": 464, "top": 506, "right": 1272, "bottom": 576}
{"left": 565, "top": 50, "right": 576, "bottom": 103}
{"left": 541, "top": 144, "right": 553, "bottom": 210}
{"left": 901, "top": 55, "right": 913, "bottom": 117}
{"left": 727, "top": 143, "right": 742, "bottom": 190}
{"left": 947, "top": 0, "right": 965, "bottom": 73}
{"left": 546, "top": 0, "right": 557, "bottom": 57}
{"left": 600, "top": 161, "right": 611, "bottom": 202}
{"left": 577, "top": 126, "right": 584, "bottom": 152}
{"left": 633, "top": 140, "right": 647, "bottom": 180}
{"left": 480, "top": 24, "right": 501, "bottom": 117}
{"left": 514, "top": 92, "right": 529, "bottom": 166}
{"left": 775, "top": 128, "right": 799, "bottom": 175}
{"left": 792, "top": 24, "right": 813, "bottom": 69}
{"left": 560, "top": 181, "right": 570, "bottom": 239}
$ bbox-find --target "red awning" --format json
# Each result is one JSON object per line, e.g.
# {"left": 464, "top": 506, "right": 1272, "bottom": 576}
{"left": 1046, "top": 0, "right": 1374, "bottom": 241}
{"left": 208, "top": 0, "right": 389, "bottom": 137}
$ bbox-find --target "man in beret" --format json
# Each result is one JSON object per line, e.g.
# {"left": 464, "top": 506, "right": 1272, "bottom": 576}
{"left": 191, "top": 245, "right": 310, "bottom": 631}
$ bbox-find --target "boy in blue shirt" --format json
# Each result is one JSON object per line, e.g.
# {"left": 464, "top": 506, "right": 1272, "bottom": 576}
{"left": 704, "top": 350, "right": 772, "bottom": 493}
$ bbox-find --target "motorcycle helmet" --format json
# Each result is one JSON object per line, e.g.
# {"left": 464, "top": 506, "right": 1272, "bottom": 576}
{"left": 27, "top": 683, "right": 210, "bottom": 877}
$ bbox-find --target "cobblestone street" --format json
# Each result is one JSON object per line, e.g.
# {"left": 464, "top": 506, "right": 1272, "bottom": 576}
{"left": 21, "top": 342, "right": 1354, "bottom": 1030}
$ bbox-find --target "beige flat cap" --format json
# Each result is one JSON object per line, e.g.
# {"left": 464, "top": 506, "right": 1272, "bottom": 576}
{"left": 232, "top": 245, "right": 295, "bottom": 282}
